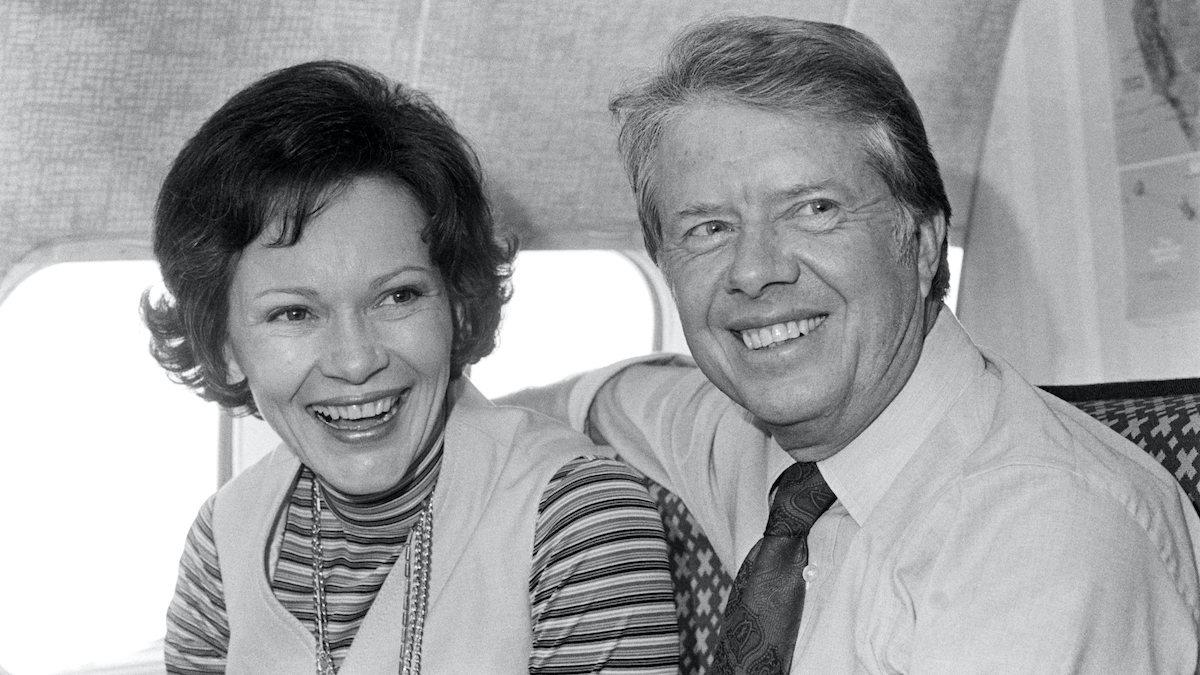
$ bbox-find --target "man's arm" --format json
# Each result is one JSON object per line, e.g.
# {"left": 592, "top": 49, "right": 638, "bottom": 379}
{"left": 494, "top": 378, "right": 581, "bottom": 430}
{"left": 502, "top": 357, "right": 791, "bottom": 571}
{"left": 495, "top": 354, "right": 697, "bottom": 439}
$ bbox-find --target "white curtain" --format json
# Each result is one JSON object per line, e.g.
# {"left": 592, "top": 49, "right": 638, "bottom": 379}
{"left": 957, "top": 0, "right": 1200, "bottom": 383}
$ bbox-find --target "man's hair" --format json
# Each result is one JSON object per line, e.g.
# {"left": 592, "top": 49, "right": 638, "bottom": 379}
{"left": 143, "top": 60, "right": 513, "bottom": 415}
{"left": 610, "top": 16, "right": 951, "bottom": 302}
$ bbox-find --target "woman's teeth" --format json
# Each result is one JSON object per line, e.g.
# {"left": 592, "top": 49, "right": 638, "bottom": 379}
{"left": 310, "top": 395, "right": 399, "bottom": 428}
{"left": 739, "top": 315, "right": 827, "bottom": 350}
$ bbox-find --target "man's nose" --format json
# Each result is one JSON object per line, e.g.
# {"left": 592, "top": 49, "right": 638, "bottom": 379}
{"left": 321, "top": 315, "right": 388, "bottom": 384}
{"left": 727, "top": 225, "right": 800, "bottom": 298}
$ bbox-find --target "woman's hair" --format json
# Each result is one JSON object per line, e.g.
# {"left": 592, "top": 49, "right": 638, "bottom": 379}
{"left": 610, "top": 16, "right": 951, "bottom": 302}
{"left": 143, "top": 60, "right": 514, "bottom": 415}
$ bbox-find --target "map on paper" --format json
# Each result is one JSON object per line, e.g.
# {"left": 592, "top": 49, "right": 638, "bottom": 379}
{"left": 1106, "top": 0, "right": 1200, "bottom": 318}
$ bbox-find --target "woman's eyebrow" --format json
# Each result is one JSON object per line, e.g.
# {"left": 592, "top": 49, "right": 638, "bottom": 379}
{"left": 369, "top": 265, "right": 433, "bottom": 289}
{"left": 252, "top": 286, "right": 319, "bottom": 301}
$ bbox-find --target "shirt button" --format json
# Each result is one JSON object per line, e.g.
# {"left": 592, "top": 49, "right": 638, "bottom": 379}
{"left": 802, "top": 565, "right": 818, "bottom": 583}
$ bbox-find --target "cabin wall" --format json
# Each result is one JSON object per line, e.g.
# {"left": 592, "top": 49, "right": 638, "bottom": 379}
{"left": 958, "top": 0, "right": 1200, "bottom": 383}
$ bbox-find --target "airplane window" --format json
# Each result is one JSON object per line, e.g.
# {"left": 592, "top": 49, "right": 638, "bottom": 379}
{"left": 470, "top": 250, "right": 657, "bottom": 397}
{"left": 0, "top": 261, "right": 218, "bottom": 675}
{"left": 948, "top": 244, "right": 964, "bottom": 314}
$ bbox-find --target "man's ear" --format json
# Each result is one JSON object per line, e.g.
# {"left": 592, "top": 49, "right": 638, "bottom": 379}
{"left": 916, "top": 211, "right": 947, "bottom": 301}
{"left": 224, "top": 342, "right": 245, "bottom": 384}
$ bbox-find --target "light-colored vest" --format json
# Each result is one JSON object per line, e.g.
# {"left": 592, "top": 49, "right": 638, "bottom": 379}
{"left": 212, "top": 381, "right": 594, "bottom": 674}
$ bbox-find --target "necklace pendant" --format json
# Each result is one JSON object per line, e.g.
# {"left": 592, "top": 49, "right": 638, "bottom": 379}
{"left": 316, "top": 649, "right": 336, "bottom": 675}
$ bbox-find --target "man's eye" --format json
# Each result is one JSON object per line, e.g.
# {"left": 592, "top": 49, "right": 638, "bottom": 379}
{"left": 269, "top": 307, "right": 310, "bottom": 322}
{"left": 796, "top": 199, "right": 838, "bottom": 217}
{"left": 685, "top": 221, "right": 731, "bottom": 238}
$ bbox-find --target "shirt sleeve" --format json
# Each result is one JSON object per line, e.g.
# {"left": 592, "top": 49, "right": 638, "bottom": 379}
{"left": 586, "top": 359, "right": 722, "bottom": 484}
{"left": 528, "top": 456, "right": 681, "bottom": 674}
{"left": 493, "top": 354, "right": 695, "bottom": 438}
{"left": 902, "top": 465, "right": 1200, "bottom": 675}
{"left": 164, "top": 494, "right": 230, "bottom": 675}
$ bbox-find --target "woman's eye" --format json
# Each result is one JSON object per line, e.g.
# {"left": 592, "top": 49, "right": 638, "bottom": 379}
{"left": 383, "top": 288, "right": 419, "bottom": 305}
{"left": 269, "top": 307, "right": 310, "bottom": 322}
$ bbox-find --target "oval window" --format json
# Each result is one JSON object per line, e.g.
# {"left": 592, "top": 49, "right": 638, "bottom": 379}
{"left": 0, "top": 261, "right": 218, "bottom": 675}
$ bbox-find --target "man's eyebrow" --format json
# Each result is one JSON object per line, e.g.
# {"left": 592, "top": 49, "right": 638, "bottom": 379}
{"left": 672, "top": 202, "right": 728, "bottom": 220}
{"left": 769, "top": 182, "right": 832, "bottom": 203}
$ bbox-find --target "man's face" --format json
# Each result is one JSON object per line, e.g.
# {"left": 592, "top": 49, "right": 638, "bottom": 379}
{"left": 653, "top": 101, "right": 942, "bottom": 460}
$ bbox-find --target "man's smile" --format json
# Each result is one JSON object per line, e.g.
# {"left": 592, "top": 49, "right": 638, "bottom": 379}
{"left": 737, "top": 314, "right": 828, "bottom": 350}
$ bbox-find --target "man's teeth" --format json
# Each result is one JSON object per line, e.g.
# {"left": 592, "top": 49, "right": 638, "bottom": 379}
{"left": 739, "top": 316, "right": 827, "bottom": 350}
{"left": 311, "top": 395, "right": 398, "bottom": 421}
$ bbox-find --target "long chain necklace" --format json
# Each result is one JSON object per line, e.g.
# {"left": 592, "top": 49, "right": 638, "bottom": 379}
{"left": 311, "top": 476, "right": 433, "bottom": 675}
{"left": 311, "top": 477, "right": 337, "bottom": 675}
{"left": 399, "top": 492, "right": 433, "bottom": 675}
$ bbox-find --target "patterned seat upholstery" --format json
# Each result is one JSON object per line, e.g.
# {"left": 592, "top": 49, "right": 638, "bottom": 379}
{"left": 1040, "top": 378, "right": 1200, "bottom": 515}
{"left": 641, "top": 480, "right": 732, "bottom": 675}
{"left": 642, "top": 377, "right": 1200, "bottom": 674}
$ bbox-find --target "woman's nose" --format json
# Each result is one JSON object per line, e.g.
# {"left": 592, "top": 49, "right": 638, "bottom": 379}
{"left": 726, "top": 225, "right": 800, "bottom": 298}
{"left": 321, "top": 315, "right": 388, "bottom": 383}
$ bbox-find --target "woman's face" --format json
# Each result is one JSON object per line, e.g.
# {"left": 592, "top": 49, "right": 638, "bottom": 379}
{"left": 225, "top": 176, "right": 454, "bottom": 495}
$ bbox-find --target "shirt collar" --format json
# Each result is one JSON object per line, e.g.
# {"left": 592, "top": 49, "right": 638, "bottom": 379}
{"left": 817, "top": 307, "right": 982, "bottom": 524}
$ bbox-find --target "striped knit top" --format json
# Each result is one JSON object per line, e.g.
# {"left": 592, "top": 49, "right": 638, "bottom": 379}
{"left": 164, "top": 437, "right": 679, "bottom": 673}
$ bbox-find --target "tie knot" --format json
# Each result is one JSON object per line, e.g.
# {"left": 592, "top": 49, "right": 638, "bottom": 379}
{"left": 764, "top": 462, "right": 836, "bottom": 538}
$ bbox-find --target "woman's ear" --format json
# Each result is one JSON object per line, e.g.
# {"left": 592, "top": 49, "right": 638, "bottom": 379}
{"left": 452, "top": 300, "right": 467, "bottom": 336}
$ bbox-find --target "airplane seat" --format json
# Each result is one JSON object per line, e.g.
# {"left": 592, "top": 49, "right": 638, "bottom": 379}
{"left": 1040, "top": 378, "right": 1200, "bottom": 516}
{"left": 639, "top": 479, "right": 732, "bottom": 675}
{"left": 639, "top": 377, "right": 1200, "bottom": 674}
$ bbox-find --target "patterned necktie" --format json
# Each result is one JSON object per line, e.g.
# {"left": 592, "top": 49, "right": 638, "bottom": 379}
{"left": 711, "top": 462, "right": 838, "bottom": 675}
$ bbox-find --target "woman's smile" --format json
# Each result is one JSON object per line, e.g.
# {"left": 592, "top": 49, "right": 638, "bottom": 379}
{"left": 309, "top": 391, "right": 403, "bottom": 432}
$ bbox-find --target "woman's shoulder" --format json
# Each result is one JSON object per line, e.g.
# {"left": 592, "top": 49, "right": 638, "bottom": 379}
{"left": 537, "top": 455, "right": 656, "bottom": 520}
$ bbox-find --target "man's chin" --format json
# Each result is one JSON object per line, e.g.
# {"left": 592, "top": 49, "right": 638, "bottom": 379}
{"left": 727, "top": 384, "right": 847, "bottom": 448}
{"left": 741, "top": 394, "right": 828, "bottom": 431}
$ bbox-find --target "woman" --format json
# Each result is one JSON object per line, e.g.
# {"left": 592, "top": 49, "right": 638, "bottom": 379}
{"left": 144, "top": 60, "right": 678, "bottom": 674}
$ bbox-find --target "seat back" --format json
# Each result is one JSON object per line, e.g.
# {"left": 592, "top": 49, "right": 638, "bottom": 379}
{"left": 641, "top": 481, "right": 732, "bottom": 675}
{"left": 1040, "top": 378, "right": 1200, "bottom": 514}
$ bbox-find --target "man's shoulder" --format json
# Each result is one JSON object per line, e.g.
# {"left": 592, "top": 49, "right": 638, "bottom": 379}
{"left": 945, "top": 359, "right": 1196, "bottom": 553}
{"left": 887, "top": 360, "right": 1200, "bottom": 607}
{"left": 964, "top": 360, "right": 1180, "bottom": 495}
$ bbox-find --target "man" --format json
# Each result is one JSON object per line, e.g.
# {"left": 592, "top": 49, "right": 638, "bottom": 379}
{"left": 508, "top": 15, "right": 1200, "bottom": 674}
